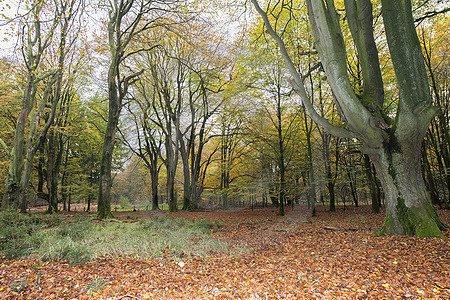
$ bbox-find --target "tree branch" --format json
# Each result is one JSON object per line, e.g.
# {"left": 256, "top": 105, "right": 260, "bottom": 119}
{"left": 0, "top": 137, "right": 11, "bottom": 158}
{"left": 250, "top": 0, "right": 356, "bottom": 139}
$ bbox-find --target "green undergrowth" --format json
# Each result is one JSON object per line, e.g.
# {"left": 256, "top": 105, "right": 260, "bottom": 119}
{"left": 0, "top": 211, "right": 231, "bottom": 265}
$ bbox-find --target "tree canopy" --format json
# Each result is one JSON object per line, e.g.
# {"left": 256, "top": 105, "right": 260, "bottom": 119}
{"left": 0, "top": 0, "right": 448, "bottom": 237}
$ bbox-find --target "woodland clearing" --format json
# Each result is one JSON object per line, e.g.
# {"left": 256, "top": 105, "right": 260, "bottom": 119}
{"left": 0, "top": 205, "right": 449, "bottom": 299}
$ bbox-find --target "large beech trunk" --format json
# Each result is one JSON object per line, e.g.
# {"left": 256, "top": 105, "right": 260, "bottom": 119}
{"left": 367, "top": 141, "right": 446, "bottom": 237}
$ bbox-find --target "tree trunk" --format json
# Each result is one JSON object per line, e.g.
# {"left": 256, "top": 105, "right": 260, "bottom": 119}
{"left": 363, "top": 154, "right": 381, "bottom": 213}
{"left": 87, "top": 193, "right": 91, "bottom": 212}
{"left": 167, "top": 170, "right": 177, "bottom": 212}
{"left": 303, "top": 108, "right": 316, "bottom": 217}
{"left": 97, "top": 117, "right": 116, "bottom": 219}
{"left": 151, "top": 168, "right": 159, "bottom": 210}
{"left": 3, "top": 79, "right": 32, "bottom": 209}
{"left": 321, "top": 132, "right": 336, "bottom": 212}
{"left": 180, "top": 138, "right": 194, "bottom": 211}
{"left": 345, "top": 160, "right": 359, "bottom": 207}
{"left": 368, "top": 143, "right": 446, "bottom": 237}
{"left": 46, "top": 131, "right": 58, "bottom": 214}
{"left": 68, "top": 189, "right": 71, "bottom": 212}
{"left": 97, "top": 55, "right": 120, "bottom": 219}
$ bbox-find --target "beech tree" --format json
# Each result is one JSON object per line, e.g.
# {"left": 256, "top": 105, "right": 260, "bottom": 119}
{"left": 251, "top": 0, "right": 447, "bottom": 237}
{"left": 97, "top": 0, "right": 180, "bottom": 218}
{"left": 2, "top": 0, "right": 82, "bottom": 211}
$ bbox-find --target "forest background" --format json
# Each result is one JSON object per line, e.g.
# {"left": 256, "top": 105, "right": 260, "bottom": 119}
{"left": 0, "top": 0, "right": 449, "bottom": 298}
{"left": 0, "top": 0, "right": 448, "bottom": 232}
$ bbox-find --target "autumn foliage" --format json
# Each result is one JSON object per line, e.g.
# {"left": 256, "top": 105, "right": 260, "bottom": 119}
{"left": 0, "top": 206, "right": 448, "bottom": 299}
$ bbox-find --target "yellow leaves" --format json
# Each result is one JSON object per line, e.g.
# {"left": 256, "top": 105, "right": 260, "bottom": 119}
{"left": 416, "top": 289, "right": 425, "bottom": 295}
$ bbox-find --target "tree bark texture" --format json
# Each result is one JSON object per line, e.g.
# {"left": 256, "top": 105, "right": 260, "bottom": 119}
{"left": 97, "top": 60, "right": 119, "bottom": 219}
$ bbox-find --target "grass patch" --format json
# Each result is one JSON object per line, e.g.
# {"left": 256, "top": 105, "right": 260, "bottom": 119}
{"left": 86, "top": 216, "right": 226, "bottom": 259}
{"left": 0, "top": 211, "right": 231, "bottom": 265}
{"left": 0, "top": 210, "right": 63, "bottom": 259}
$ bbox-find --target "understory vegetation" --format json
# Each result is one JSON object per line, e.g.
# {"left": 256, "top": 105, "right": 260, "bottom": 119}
{"left": 0, "top": 211, "right": 227, "bottom": 265}
{"left": 0, "top": 206, "right": 448, "bottom": 298}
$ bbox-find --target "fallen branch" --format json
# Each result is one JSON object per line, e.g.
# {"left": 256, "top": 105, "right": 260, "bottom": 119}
{"left": 115, "top": 295, "right": 142, "bottom": 300}
{"left": 91, "top": 218, "right": 124, "bottom": 223}
{"left": 324, "top": 226, "right": 380, "bottom": 232}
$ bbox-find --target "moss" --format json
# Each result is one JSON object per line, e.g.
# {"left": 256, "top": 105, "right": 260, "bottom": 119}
{"left": 377, "top": 201, "right": 445, "bottom": 238}
{"left": 396, "top": 198, "right": 444, "bottom": 238}
{"left": 386, "top": 147, "right": 399, "bottom": 185}
{"left": 410, "top": 206, "right": 443, "bottom": 238}
{"left": 396, "top": 197, "right": 414, "bottom": 235}
{"left": 422, "top": 198, "right": 449, "bottom": 230}
{"left": 376, "top": 214, "right": 394, "bottom": 236}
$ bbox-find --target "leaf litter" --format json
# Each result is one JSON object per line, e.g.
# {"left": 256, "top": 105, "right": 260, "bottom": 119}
{"left": 0, "top": 205, "right": 448, "bottom": 299}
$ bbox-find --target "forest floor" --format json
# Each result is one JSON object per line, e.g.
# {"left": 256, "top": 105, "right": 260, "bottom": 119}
{"left": 0, "top": 205, "right": 449, "bottom": 299}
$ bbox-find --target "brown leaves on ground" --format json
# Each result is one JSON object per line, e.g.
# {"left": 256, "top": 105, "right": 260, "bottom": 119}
{"left": 1, "top": 205, "right": 449, "bottom": 299}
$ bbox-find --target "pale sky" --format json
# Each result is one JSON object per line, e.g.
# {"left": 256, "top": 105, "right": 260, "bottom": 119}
{"left": 0, "top": 0, "right": 27, "bottom": 57}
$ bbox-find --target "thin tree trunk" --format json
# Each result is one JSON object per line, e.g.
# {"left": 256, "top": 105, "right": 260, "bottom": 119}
{"left": 364, "top": 154, "right": 381, "bottom": 213}
{"left": 151, "top": 170, "right": 159, "bottom": 210}
{"left": 46, "top": 131, "right": 58, "bottom": 214}
{"left": 345, "top": 159, "right": 359, "bottom": 207}
{"left": 421, "top": 143, "right": 441, "bottom": 207}
{"left": 97, "top": 55, "right": 120, "bottom": 219}
{"left": 303, "top": 108, "right": 316, "bottom": 216}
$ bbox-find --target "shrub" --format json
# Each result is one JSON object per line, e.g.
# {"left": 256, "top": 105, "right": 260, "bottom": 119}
{"left": 119, "top": 196, "right": 131, "bottom": 209}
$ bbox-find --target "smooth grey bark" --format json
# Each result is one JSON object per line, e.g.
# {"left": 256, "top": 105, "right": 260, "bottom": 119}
{"left": 251, "top": 0, "right": 447, "bottom": 237}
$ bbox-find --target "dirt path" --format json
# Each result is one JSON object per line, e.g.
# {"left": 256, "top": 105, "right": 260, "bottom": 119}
{"left": 284, "top": 204, "right": 310, "bottom": 222}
